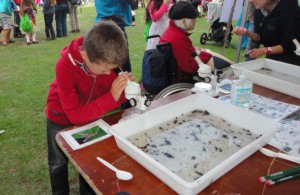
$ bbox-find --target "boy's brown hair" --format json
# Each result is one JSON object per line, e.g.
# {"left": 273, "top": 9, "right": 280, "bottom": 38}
{"left": 83, "top": 21, "right": 128, "bottom": 66}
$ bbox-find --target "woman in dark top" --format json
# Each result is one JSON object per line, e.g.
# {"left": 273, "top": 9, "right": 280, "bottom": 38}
{"left": 234, "top": 0, "right": 300, "bottom": 65}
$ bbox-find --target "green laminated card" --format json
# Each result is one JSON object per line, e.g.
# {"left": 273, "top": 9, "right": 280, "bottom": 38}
{"left": 60, "top": 119, "right": 111, "bottom": 150}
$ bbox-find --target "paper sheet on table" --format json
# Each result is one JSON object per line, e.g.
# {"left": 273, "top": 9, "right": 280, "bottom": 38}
{"left": 269, "top": 110, "right": 300, "bottom": 158}
{"left": 218, "top": 94, "right": 299, "bottom": 121}
{"left": 219, "top": 94, "right": 300, "bottom": 157}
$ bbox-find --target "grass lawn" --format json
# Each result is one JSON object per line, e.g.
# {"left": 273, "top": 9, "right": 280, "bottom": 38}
{"left": 0, "top": 5, "right": 241, "bottom": 194}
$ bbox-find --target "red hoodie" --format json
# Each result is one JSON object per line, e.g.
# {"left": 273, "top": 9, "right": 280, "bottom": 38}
{"left": 46, "top": 36, "right": 126, "bottom": 126}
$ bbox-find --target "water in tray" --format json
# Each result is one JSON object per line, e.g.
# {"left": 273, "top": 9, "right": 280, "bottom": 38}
{"left": 255, "top": 68, "right": 300, "bottom": 85}
{"left": 128, "top": 110, "right": 261, "bottom": 182}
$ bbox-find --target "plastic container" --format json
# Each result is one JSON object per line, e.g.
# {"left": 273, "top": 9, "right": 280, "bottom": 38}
{"left": 109, "top": 94, "right": 280, "bottom": 195}
{"left": 231, "top": 59, "right": 300, "bottom": 99}
{"left": 230, "top": 73, "right": 253, "bottom": 108}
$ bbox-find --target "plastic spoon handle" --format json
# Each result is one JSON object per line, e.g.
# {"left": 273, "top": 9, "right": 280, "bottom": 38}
{"left": 97, "top": 157, "right": 119, "bottom": 172}
{"left": 276, "top": 152, "right": 300, "bottom": 164}
{"left": 260, "top": 148, "right": 300, "bottom": 164}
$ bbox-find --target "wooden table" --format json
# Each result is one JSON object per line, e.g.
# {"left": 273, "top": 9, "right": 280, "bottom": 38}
{"left": 56, "top": 84, "right": 300, "bottom": 195}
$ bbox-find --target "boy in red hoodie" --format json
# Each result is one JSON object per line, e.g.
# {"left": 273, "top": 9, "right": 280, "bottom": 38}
{"left": 45, "top": 21, "right": 134, "bottom": 194}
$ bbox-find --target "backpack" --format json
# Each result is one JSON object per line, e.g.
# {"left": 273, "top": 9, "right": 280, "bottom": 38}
{"left": 142, "top": 43, "right": 178, "bottom": 95}
{"left": 68, "top": 0, "right": 82, "bottom": 5}
{"left": 20, "top": 14, "right": 33, "bottom": 33}
{"left": 142, "top": 49, "right": 168, "bottom": 95}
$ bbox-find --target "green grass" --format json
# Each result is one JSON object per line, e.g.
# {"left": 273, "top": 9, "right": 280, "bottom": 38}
{"left": 0, "top": 5, "right": 240, "bottom": 194}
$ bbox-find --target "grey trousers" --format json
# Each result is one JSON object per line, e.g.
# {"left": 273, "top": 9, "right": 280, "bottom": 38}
{"left": 68, "top": 3, "right": 80, "bottom": 31}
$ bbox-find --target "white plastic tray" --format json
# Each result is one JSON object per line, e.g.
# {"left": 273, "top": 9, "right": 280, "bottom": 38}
{"left": 231, "top": 59, "right": 300, "bottom": 99}
{"left": 109, "top": 94, "right": 280, "bottom": 195}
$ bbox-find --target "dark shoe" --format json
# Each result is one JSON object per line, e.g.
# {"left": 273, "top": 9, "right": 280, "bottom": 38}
{"left": 51, "top": 37, "right": 56, "bottom": 40}
{"left": 69, "top": 30, "right": 76, "bottom": 33}
{"left": 27, "top": 42, "right": 31, "bottom": 45}
{"left": 75, "top": 29, "right": 80, "bottom": 32}
{"left": 2, "top": 41, "right": 8, "bottom": 46}
{"left": 32, "top": 40, "right": 39, "bottom": 44}
{"left": 14, "top": 34, "right": 25, "bottom": 38}
{"left": 7, "top": 40, "right": 15, "bottom": 43}
{"left": 46, "top": 37, "right": 51, "bottom": 41}
{"left": 56, "top": 35, "right": 63, "bottom": 37}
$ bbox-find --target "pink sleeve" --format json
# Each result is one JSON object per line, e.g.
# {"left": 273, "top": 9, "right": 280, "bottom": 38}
{"left": 149, "top": 2, "right": 169, "bottom": 22}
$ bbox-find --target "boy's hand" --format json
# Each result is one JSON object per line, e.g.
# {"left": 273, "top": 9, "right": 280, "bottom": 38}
{"left": 126, "top": 72, "right": 135, "bottom": 82}
{"left": 111, "top": 72, "right": 135, "bottom": 102}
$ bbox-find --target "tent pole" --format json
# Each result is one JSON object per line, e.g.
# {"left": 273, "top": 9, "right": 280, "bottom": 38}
{"left": 234, "top": 0, "right": 250, "bottom": 63}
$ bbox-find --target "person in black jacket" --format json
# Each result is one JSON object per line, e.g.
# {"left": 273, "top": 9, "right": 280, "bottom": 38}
{"left": 233, "top": 0, "right": 300, "bottom": 65}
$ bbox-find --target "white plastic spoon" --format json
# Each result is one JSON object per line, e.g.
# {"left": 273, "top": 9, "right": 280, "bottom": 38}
{"left": 259, "top": 148, "right": 300, "bottom": 164}
{"left": 96, "top": 157, "right": 133, "bottom": 180}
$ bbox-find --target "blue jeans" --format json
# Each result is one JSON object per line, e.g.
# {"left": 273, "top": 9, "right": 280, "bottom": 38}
{"left": 55, "top": 4, "right": 68, "bottom": 37}
{"left": 47, "top": 119, "right": 95, "bottom": 195}
{"left": 13, "top": 12, "right": 22, "bottom": 36}
{"left": 44, "top": 14, "right": 55, "bottom": 38}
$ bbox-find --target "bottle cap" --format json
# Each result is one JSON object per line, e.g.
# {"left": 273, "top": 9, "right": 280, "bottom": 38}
{"left": 239, "top": 72, "right": 247, "bottom": 82}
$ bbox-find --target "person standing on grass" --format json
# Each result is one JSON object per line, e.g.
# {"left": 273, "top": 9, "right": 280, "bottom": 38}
{"left": 68, "top": 0, "right": 81, "bottom": 33}
{"left": 94, "top": 0, "right": 133, "bottom": 72}
{"left": 43, "top": 0, "right": 56, "bottom": 41}
{"left": 20, "top": 0, "right": 39, "bottom": 45}
{"left": 0, "top": 0, "right": 17, "bottom": 46}
{"left": 145, "top": 0, "right": 174, "bottom": 50}
{"left": 45, "top": 21, "right": 134, "bottom": 195}
{"left": 13, "top": 0, "right": 25, "bottom": 38}
{"left": 55, "top": 0, "right": 68, "bottom": 37}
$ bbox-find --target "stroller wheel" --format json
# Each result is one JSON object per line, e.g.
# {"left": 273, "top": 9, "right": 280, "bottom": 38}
{"left": 200, "top": 33, "right": 207, "bottom": 45}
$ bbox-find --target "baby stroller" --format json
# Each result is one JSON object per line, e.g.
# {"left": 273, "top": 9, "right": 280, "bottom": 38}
{"left": 200, "top": 18, "right": 233, "bottom": 48}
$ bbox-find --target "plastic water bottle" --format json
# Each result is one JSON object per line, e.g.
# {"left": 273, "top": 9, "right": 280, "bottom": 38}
{"left": 230, "top": 73, "right": 253, "bottom": 108}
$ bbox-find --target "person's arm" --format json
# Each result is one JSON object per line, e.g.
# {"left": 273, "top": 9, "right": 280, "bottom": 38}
{"left": 56, "top": 61, "right": 127, "bottom": 125}
{"left": 172, "top": 36, "right": 201, "bottom": 73}
{"left": 110, "top": 72, "right": 134, "bottom": 102}
{"left": 233, "top": 26, "right": 261, "bottom": 42}
{"left": 246, "top": 45, "right": 284, "bottom": 59}
{"left": 149, "top": 0, "right": 171, "bottom": 22}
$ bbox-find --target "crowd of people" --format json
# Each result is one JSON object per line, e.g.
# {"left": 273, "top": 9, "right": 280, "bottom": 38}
{"left": 0, "top": 0, "right": 82, "bottom": 46}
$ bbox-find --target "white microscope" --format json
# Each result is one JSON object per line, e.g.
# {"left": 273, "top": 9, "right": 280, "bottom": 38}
{"left": 125, "top": 81, "right": 151, "bottom": 111}
{"left": 293, "top": 38, "right": 300, "bottom": 56}
{"left": 192, "top": 52, "right": 219, "bottom": 97}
